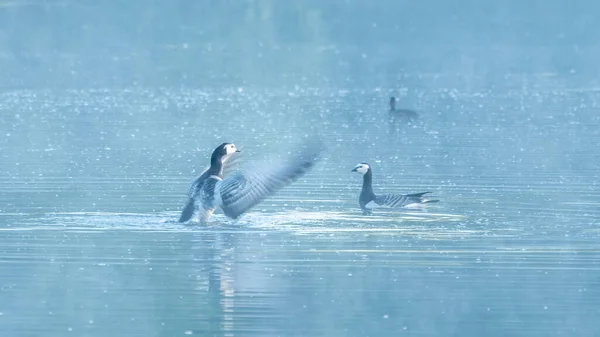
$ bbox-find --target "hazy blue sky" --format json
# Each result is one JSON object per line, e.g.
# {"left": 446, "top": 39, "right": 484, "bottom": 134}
{"left": 0, "top": 0, "right": 598, "bottom": 88}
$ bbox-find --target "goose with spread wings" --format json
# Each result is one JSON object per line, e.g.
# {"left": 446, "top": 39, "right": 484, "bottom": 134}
{"left": 351, "top": 162, "right": 439, "bottom": 215}
{"left": 179, "top": 140, "right": 323, "bottom": 223}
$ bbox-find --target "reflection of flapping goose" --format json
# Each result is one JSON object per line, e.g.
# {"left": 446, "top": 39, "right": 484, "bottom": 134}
{"left": 389, "top": 96, "right": 418, "bottom": 121}
{"left": 179, "top": 140, "right": 323, "bottom": 223}
{"left": 351, "top": 162, "right": 438, "bottom": 215}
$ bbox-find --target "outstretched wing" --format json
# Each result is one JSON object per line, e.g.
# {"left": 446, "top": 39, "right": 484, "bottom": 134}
{"left": 223, "top": 149, "right": 244, "bottom": 177}
{"left": 187, "top": 175, "right": 206, "bottom": 198}
{"left": 215, "top": 139, "right": 323, "bottom": 219}
{"left": 374, "top": 192, "right": 433, "bottom": 208}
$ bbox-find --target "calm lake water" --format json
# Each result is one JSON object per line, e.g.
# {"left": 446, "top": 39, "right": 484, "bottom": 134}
{"left": 1, "top": 83, "right": 600, "bottom": 336}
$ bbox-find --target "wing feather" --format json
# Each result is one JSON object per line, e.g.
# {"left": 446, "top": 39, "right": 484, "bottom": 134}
{"left": 187, "top": 175, "right": 206, "bottom": 198}
{"left": 223, "top": 150, "right": 244, "bottom": 177}
{"left": 374, "top": 193, "right": 411, "bottom": 208}
{"left": 374, "top": 192, "right": 434, "bottom": 208}
{"left": 217, "top": 140, "right": 323, "bottom": 219}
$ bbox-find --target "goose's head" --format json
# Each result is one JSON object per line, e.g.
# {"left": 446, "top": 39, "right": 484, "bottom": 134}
{"left": 351, "top": 162, "right": 370, "bottom": 175}
{"left": 212, "top": 142, "right": 241, "bottom": 163}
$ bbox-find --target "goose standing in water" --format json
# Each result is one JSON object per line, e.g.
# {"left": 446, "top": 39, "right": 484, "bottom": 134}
{"left": 389, "top": 96, "right": 418, "bottom": 129}
{"left": 351, "top": 162, "right": 438, "bottom": 215}
{"left": 179, "top": 140, "right": 323, "bottom": 223}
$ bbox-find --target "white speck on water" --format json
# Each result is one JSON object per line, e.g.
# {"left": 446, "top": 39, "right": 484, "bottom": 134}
{"left": 348, "top": 273, "right": 352, "bottom": 277}
{"left": 383, "top": 314, "right": 388, "bottom": 319}
{"left": 184, "top": 330, "right": 193, "bottom": 335}
{"left": 67, "top": 327, "right": 72, "bottom": 332}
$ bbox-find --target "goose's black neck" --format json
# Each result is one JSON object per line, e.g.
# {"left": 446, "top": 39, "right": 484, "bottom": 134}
{"left": 362, "top": 169, "right": 374, "bottom": 195}
{"left": 208, "top": 154, "right": 225, "bottom": 176}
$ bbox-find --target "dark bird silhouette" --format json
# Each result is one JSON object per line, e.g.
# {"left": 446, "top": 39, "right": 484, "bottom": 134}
{"left": 389, "top": 96, "right": 418, "bottom": 122}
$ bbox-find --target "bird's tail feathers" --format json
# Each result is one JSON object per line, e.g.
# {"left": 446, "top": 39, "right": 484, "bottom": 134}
{"left": 406, "top": 191, "right": 439, "bottom": 205}
{"left": 178, "top": 198, "right": 195, "bottom": 223}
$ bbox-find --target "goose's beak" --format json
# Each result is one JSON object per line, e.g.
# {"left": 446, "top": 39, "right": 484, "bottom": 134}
{"left": 351, "top": 167, "right": 357, "bottom": 172}
{"left": 235, "top": 149, "right": 241, "bottom": 153}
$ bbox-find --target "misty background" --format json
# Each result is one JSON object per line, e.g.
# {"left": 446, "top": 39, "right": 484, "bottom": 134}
{"left": 1, "top": 0, "right": 599, "bottom": 89}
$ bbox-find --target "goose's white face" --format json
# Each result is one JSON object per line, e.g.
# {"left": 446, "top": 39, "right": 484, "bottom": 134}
{"left": 224, "top": 143, "right": 238, "bottom": 155}
{"left": 352, "top": 163, "right": 370, "bottom": 175}
{"left": 220, "top": 143, "right": 240, "bottom": 163}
